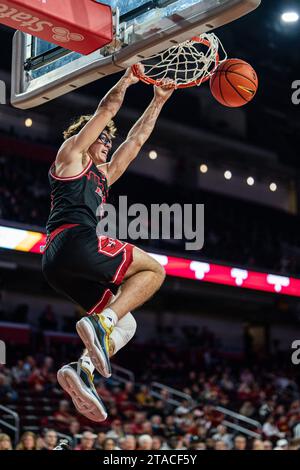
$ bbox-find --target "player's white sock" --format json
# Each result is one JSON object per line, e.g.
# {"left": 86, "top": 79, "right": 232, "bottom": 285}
{"left": 100, "top": 307, "right": 118, "bottom": 326}
{"left": 79, "top": 354, "right": 95, "bottom": 375}
{"left": 80, "top": 312, "right": 136, "bottom": 367}
{"left": 110, "top": 312, "right": 137, "bottom": 355}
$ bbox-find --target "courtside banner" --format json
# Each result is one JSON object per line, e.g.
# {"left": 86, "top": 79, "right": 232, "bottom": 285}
{"left": 1, "top": 224, "right": 300, "bottom": 298}
{"left": 0, "top": 0, "right": 112, "bottom": 54}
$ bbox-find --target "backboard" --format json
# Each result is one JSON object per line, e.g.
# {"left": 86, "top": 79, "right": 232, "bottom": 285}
{"left": 11, "top": 0, "right": 261, "bottom": 109}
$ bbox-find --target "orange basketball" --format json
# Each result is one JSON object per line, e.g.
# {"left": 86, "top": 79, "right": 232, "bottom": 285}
{"left": 210, "top": 59, "right": 258, "bottom": 107}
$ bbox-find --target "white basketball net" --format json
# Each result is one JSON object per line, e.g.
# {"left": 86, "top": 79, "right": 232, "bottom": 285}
{"left": 137, "top": 32, "right": 227, "bottom": 88}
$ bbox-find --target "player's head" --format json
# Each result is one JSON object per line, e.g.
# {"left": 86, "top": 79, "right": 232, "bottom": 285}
{"left": 63, "top": 115, "right": 117, "bottom": 164}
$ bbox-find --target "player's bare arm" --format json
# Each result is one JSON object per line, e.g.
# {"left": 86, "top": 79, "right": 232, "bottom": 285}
{"left": 54, "top": 68, "right": 139, "bottom": 178}
{"left": 104, "top": 83, "right": 174, "bottom": 186}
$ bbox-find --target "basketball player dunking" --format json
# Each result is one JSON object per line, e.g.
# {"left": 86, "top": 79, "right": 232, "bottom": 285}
{"left": 42, "top": 68, "right": 174, "bottom": 422}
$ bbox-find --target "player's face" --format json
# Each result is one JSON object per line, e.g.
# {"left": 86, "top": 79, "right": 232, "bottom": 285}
{"left": 89, "top": 131, "right": 112, "bottom": 164}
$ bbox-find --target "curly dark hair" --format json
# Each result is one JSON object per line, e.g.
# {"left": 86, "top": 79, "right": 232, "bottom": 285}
{"left": 63, "top": 115, "right": 117, "bottom": 141}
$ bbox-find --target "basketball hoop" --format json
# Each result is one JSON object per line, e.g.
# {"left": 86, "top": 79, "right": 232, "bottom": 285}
{"left": 131, "top": 33, "right": 227, "bottom": 89}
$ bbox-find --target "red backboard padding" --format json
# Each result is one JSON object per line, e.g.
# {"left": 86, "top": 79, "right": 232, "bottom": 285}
{"left": 0, "top": 0, "right": 113, "bottom": 54}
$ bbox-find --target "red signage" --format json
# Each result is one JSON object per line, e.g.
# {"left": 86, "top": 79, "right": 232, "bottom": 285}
{"left": 1, "top": 224, "right": 300, "bottom": 298}
{"left": 0, "top": 0, "right": 112, "bottom": 54}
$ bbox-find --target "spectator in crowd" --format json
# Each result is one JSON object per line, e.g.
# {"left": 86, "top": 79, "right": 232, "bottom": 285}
{"left": 137, "top": 434, "right": 153, "bottom": 450}
{"left": 136, "top": 385, "right": 155, "bottom": 408}
{"left": 53, "top": 400, "right": 75, "bottom": 431}
{"left": 106, "top": 419, "right": 124, "bottom": 440}
{"left": 11, "top": 360, "right": 28, "bottom": 385}
{"left": 141, "top": 421, "right": 153, "bottom": 436}
{"left": 252, "top": 439, "right": 265, "bottom": 450}
{"left": 167, "top": 435, "right": 187, "bottom": 450}
{"left": 23, "top": 356, "right": 36, "bottom": 376}
{"left": 288, "top": 438, "right": 300, "bottom": 451}
{"left": 0, "top": 373, "right": 18, "bottom": 401}
{"left": 263, "top": 440, "right": 273, "bottom": 450}
{"left": 262, "top": 416, "right": 280, "bottom": 438}
{"left": 103, "top": 438, "right": 118, "bottom": 450}
{"left": 212, "top": 424, "right": 233, "bottom": 449}
{"left": 40, "top": 430, "right": 58, "bottom": 450}
{"left": 68, "top": 419, "right": 80, "bottom": 440}
{"left": 175, "top": 400, "right": 190, "bottom": 416}
{"left": 188, "top": 436, "right": 206, "bottom": 450}
{"left": 95, "top": 432, "right": 107, "bottom": 450}
{"left": 151, "top": 415, "right": 165, "bottom": 436}
{"left": 239, "top": 401, "right": 255, "bottom": 418}
{"left": 275, "top": 439, "right": 289, "bottom": 450}
{"left": 74, "top": 432, "right": 96, "bottom": 451}
{"left": 16, "top": 432, "right": 37, "bottom": 450}
{"left": 233, "top": 435, "right": 247, "bottom": 451}
{"left": 164, "top": 415, "right": 178, "bottom": 438}
{"left": 214, "top": 440, "right": 228, "bottom": 450}
{"left": 36, "top": 436, "right": 46, "bottom": 450}
{"left": 0, "top": 433, "right": 13, "bottom": 450}
{"left": 28, "top": 366, "right": 47, "bottom": 392}
{"left": 152, "top": 436, "right": 163, "bottom": 450}
{"left": 294, "top": 420, "right": 300, "bottom": 438}
{"left": 121, "top": 435, "right": 137, "bottom": 451}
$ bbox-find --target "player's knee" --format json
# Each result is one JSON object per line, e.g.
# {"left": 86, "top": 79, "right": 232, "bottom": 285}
{"left": 116, "top": 312, "right": 137, "bottom": 343}
{"left": 127, "top": 313, "right": 137, "bottom": 340}
{"left": 153, "top": 261, "right": 166, "bottom": 285}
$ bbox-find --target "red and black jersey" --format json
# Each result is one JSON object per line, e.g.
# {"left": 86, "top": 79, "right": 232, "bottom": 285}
{"left": 46, "top": 159, "right": 108, "bottom": 233}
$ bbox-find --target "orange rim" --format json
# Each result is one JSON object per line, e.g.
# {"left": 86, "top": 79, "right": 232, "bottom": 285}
{"left": 131, "top": 36, "right": 220, "bottom": 89}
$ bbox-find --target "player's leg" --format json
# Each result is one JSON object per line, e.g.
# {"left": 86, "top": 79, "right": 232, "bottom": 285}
{"left": 76, "top": 245, "right": 165, "bottom": 377}
{"left": 51, "top": 275, "right": 136, "bottom": 421}
{"left": 43, "top": 228, "right": 161, "bottom": 378}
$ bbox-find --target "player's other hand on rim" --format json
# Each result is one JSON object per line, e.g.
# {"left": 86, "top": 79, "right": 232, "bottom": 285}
{"left": 154, "top": 77, "right": 175, "bottom": 101}
{"left": 124, "top": 66, "right": 141, "bottom": 85}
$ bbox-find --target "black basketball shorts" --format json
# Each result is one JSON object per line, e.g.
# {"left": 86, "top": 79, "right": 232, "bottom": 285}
{"left": 42, "top": 224, "right": 134, "bottom": 314}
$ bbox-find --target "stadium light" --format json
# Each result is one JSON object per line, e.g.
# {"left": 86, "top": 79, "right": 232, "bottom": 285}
{"left": 281, "top": 11, "right": 299, "bottom": 23}
{"left": 25, "top": 118, "right": 33, "bottom": 127}
{"left": 247, "top": 176, "right": 255, "bottom": 186}
{"left": 200, "top": 164, "right": 208, "bottom": 173}
{"left": 149, "top": 150, "right": 157, "bottom": 160}
{"left": 224, "top": 170, "right": 232, "bottom": 180}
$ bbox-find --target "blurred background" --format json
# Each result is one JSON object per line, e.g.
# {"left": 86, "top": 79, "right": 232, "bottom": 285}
{"left": 0, "top": 0, "right": 300, "bottom": 452}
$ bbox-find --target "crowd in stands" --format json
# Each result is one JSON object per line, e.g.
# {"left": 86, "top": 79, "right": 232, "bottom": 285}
{"left": 0, "top": 154, "right": 49, "bottom": 226}
{"left": 1, "top": 153, "right": 300, "bottom": 275}
{"left": 0, "top": 340, "right": 300, "bottom": 451}
{"left": 0, "top": 302, "right": 82, "bottom": 333}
